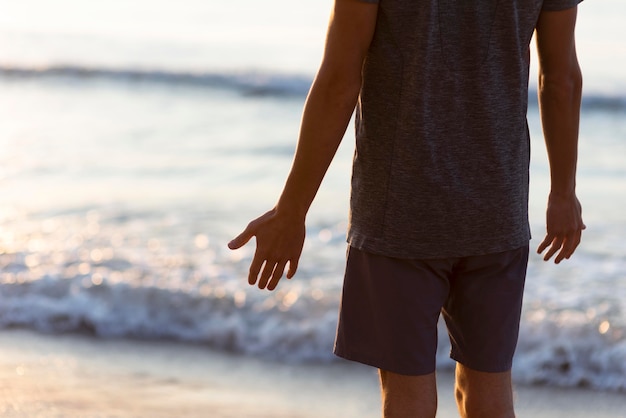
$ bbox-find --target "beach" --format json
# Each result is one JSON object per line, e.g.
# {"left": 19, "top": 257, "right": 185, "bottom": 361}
{"left": 1, "top": 329, "right": 624, "bottom": 418}
{"left": 1, "top": 0, "right": 625, "bottom": 415}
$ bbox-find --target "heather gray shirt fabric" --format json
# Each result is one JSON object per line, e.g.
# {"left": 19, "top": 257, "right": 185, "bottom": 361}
{"left": 348, "top": 0, "right": 582, "bottom": 259}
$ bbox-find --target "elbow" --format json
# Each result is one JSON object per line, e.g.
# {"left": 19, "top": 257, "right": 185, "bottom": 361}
{"left": 320, "top": 66, "right": 362, "bottom": 100}
{"left": 310, "top": 66, "right": 363, "bottom": 111}
{"left": 539, "top": 64, "right": 582, "bottom": 104}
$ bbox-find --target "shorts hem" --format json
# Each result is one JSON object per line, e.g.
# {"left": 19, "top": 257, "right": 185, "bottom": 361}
{"left": 450, "top": 352, "right": 513, "bottom": 373}
{"left": 334, "top": 349, "right": 436, "bottom": 376}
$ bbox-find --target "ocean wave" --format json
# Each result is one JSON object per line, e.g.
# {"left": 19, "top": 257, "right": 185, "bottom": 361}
{"left": 0, "top": 64, "right": 312, "bottom": 97}
{"left": 1, "top": 64, "right": 626, "bottom": 111}
{"left": 514, "top": 316, "right": 626, "bottom": 391}
{"left": 0, "top": 272, "right": 340, "bottom": 361}
{"left": 0, "top": 271, "right": 624, "bottom": 392}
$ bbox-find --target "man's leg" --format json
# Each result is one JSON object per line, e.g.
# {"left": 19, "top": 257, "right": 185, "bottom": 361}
{"left": 454, "top": 363, "right": 515, "bottom": 418}
{"left": 443, "top": 247, "right": 528, "bottom": 418}
{"left": 379, "top": 370, "right": 437, "bottom": 418}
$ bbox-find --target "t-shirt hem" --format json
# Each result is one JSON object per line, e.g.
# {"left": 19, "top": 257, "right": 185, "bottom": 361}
{"left": 347, "top": 231, "right": 531, "bottom": 260}
{"left": 542, "top": 0, "right": 583, "bottom": 11}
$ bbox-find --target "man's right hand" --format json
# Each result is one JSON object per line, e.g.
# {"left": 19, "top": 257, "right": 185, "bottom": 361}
{"left": 228, "top": 209, "right": 306, "bottom": 291}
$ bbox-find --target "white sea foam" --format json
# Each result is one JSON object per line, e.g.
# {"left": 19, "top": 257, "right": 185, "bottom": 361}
{"left": 0, "top": 208, "right": 624, "bottom": 392}
{"left": 0, "top": 263, "right": 624, "bottom": 391}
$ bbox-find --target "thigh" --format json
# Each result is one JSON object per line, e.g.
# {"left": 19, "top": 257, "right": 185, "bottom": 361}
{"left": 443, "top": 245, "right": 529, "bottom": 372}
{"left": 334, "top": 246, "right": 452, "bottom": 376}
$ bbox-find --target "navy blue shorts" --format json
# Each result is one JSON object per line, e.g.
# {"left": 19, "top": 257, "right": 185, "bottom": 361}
{"left": 334, "top": 245, "right": 529, "bottom": 375}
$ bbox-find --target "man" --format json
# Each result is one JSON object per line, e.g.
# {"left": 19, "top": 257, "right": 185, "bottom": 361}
{"left": 229, "top": 0, "right": 585, "bottom": 416}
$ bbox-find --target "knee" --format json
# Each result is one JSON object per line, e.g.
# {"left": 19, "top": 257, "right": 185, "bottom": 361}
{"left": 454, "top": 364, "right": 515, "bottom": 418}
{"left": 379, "top": 369, "right": 437, "bottom": 418}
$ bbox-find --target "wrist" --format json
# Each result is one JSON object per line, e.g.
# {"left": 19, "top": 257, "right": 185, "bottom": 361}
{"left": 274, "top": 201, "right": 308, "bottom": 222}
{"left": 549, "top": 189, "right": 576, "bottom": 200}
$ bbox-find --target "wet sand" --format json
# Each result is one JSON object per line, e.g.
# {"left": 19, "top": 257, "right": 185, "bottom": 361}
{"left": 0, "top": 330, "right": 624, "bottom": 417}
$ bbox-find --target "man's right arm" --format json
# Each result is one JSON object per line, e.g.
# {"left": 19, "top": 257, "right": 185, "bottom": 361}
{"left": 535, "top": 6, "right": 586, "bottom": 263}
{"left": 228, "top": 0, "right": 379, "bottom": 290}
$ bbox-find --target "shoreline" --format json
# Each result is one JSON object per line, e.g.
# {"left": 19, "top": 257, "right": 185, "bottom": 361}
{"left": 0, "top": 329, "right": 624, "bottom": 417}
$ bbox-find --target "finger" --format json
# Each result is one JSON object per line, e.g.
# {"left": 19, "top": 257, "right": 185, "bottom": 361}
{"left": 556, "top": 231, "right": 583, "bottom": 263}
{"left": 571, "top": 229, "right": 583, "bottom": 253}
{"left": 543, "top": 237, "right": 564, "bottom": 261}
{"left": 248, "top": 253, "right": 265, "bottom": 286}
{"left": 257, "top": 260, "right": 277, "bottom": 290}
{"left": 537, "top": 234, "right": 555, "bottom": 254}
{"left": 543, "top": 243, "right": 559, "bottom": 261}
{"left": 267, "top": 261, "right": 287, "bottom": 291}
{"left": 286, "top": 258, "right": 299, "bottom": 279}
{"left": 554, "top": 244, "right": 568, "bottom": 264}
{"left": 554, "top": 235, "right": 571, "bottom": 263}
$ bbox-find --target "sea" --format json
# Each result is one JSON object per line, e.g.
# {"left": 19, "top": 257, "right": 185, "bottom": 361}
{"left": 0, "top": 0, "right": 624, "bottom": 392}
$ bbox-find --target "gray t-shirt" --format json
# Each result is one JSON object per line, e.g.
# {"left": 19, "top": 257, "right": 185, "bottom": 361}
{"left": 348, "top": 0, "right": 582, "bottom": 259}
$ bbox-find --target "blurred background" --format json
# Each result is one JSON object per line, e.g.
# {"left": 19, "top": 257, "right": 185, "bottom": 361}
{"left": 0, "top": 0, "right": 624, "bottom": 391}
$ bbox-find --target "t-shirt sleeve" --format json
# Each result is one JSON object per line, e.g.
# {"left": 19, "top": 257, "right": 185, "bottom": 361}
{"left": 542, "top": 0, "right": 583, "bottom": 11}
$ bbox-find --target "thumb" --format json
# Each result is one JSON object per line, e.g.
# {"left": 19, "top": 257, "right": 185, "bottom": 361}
{"left": 228, "top": 227, "right": 254, "bottom": 250}
{"left": 228, "top": 210, "right": 274, "bottom": 250}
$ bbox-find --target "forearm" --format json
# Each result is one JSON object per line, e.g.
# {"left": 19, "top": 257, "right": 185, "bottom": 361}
{"left": 538, "top": 62, "right": 582, "bottom": 197}
{"left": 274, "top": 69, "right": 361, "bottom": 219}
